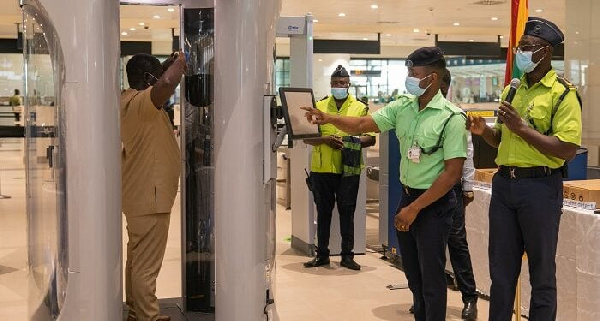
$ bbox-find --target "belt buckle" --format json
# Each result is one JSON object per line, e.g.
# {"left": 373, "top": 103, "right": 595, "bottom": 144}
{"left": 510, "top": 168, "right": 516, "bottom": 179}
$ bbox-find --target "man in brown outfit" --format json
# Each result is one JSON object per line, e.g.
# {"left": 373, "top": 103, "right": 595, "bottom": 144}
{"left": 121, "top": 52, "right": 185, "bottom": 321}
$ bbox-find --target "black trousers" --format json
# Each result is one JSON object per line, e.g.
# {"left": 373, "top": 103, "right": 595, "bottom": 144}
{"left": 311, "top": 172, "right": 360, "bottom": 258}
{"left": 448, "top": 184, "right": 478, "bottom": 303}
{"left": 489, "top": 172, "right": 562, "bottom": 321}
{"left": 396, "top": 187, "right": 456, "bottom": 321}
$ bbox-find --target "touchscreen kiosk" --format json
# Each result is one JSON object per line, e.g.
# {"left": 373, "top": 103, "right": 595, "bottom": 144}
{"left": 279, "top": 87, "right": 321, "bottom": 144}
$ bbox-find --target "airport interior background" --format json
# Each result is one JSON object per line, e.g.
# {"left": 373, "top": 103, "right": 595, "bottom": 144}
{"left": 1, "top": 0, "right": 600, "bottom": 320}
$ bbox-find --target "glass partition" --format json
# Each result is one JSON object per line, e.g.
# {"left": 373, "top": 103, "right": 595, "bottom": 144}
{"left": 181, "top": 7, "right": 215, "bottom": 313}
{"left": 23, "top": 2, "right": 68, "bottom": 319}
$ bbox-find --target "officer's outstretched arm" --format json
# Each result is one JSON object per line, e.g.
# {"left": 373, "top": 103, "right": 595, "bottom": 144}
{"left": 302, "top": 107, "right": 380, "bottom": 134}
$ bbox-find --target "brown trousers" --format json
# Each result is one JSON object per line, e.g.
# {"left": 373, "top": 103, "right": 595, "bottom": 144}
{"left": 125, "top": 213, "right": 170, "bottom": 321}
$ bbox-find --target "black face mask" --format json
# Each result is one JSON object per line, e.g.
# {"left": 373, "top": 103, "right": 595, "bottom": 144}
{"left": 144, "top": 72, "right": 159, "bottom": 86}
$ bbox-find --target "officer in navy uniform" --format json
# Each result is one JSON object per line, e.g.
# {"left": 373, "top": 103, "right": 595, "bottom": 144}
{"left": 468, "top": 17, "right": 582, "bottom": 321}
{"left": 303, "top": 48, "right": 468, "bottom": 320}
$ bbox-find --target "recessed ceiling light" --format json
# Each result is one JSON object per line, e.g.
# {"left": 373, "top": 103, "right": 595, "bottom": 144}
{"left": 168, "top": 8, "right": 175, "bottom": 12}
{"left": 576, "top": 31, "right": 580, "bottom": 35}
{"left": 313, "top": 19, "right": 319, "bottom": 23}
{"left": 153, "top": 15, "right": 161, "bottom": 19}
{"left": 121, "top": 32, "right": 128, "bottom": 36}
{"left": 371, "top": 4, "right": 379, "bottom": 9}
{"left": 363, "top": 37, "right": 368, "bottom": 40}
{"left": 535, "top": 9, "right": 543, "bottom": 13}
{"left": 413, "top": 28, "right": 420, "bottom": 33}
{"left": 318, "top": 59, "right": 323, "bottom": 62}
{"left": 338, "top": 13, "right": 346, "bottom": 17}
{"left": 129, "top": 27, "right": 136, "bottom": 31}
{"left": 385, "top": 33, "right": 392, "bottom": 37}
{"left": 491, "top": 17, "right": 499, "bottom": 21}
{"left": 453, "top": 22, "right": 460, "bottom": 26}
{"left": 500, "top": 35, "right": 504, "bottom": 39}
{"left": 139, "top": 22, "right": 145, "bottom": 26}
{"left": 469, "top": 39, "right": 475, "bottom": 42}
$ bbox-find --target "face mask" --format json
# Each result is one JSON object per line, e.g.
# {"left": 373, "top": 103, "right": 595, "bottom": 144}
{"left": 144, "top": 72, "right": 159, "bottom": 86}
{"left": 516, "top": 47, "right": 546, "bottom": 73}
{"left": 331, "top": 87, "right": 348, "bottom": 100}
{"left": 405, "top": 74, "right": 432, "bottom": 96}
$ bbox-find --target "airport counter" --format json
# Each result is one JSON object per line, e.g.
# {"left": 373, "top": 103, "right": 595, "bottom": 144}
{"left": 466, "top": 185, "right": 600, "bottom": 320}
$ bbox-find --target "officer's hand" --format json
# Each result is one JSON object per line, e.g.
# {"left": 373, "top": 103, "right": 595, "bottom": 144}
{"left": 466, "top": 115, "right": 487, "bottom": 136}
{"left": 394, "top": 205, "right": 420, "bottom": 232}
{"left": 302, "top": 107, "right": 330, "bottom": 125}
{"left": 163, "top": 51, "right": 187, "bottom": 72}
{"left": 498, "top": 101, "right": 527, "bottom": 134}
{"left": 325, "top": 135, "right": 343, "bottom": 150}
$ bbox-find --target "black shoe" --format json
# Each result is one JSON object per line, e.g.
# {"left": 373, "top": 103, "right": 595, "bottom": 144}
{"left": 340, "top": 257, "right": 361, "bottom": 270}
{"left": 461, "top": 300, "right": 478, "bottom": 320}
{"left": 303, "top": 256, "right": 330, "bottom": 268}
{"left": 409, "top": 305, "right": 414, "bottom": 314}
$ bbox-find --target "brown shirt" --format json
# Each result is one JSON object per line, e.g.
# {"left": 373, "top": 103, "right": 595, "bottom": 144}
{"left": 121, "top": 88, "right": 180, "bottom": 216}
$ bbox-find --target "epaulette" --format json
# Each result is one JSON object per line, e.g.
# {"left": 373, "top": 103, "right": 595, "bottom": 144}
{"left": 557, "top": 76, "right": 576, "bottom": 89}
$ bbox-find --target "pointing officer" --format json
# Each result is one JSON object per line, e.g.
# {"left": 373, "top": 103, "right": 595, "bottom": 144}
{"left": 302, "top": 65, "right": 376, "bottom": 271}
{"left": 303, "top": 48, "right": 467, "bottom": 320}
{"left": 468, "top": 17, "right": 582, "bottom": 321}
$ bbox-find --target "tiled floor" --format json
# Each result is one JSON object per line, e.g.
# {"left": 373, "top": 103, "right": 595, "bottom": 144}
{"left": 0, "top": 137, "right": 502, "bottom": 320}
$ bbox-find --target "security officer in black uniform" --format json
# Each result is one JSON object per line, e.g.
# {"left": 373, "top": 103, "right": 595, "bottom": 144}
{"left": 468, "top": 17, "right": 582, "bottom": 321}
{"left": 303, "top": 66, "right": 376, "bottom": 271}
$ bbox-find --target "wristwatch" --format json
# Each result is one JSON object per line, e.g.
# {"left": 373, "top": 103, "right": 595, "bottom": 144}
{"left": 463, "top": 191, "right": 474, "bottom": 198}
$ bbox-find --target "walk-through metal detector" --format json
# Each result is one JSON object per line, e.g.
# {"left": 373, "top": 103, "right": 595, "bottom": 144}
{"left": 23, "top": 0, "right": 281, "bottom": 320}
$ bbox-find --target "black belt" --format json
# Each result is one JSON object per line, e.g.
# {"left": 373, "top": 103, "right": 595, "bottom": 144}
{"left": 402, "top": 185, "right": 427, "bottom": 197}
{"left": 497, "top": 166, "right": 562, "bottom": 179}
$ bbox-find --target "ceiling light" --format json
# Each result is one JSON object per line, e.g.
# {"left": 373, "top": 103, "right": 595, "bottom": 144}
{"left": 469, "top": 39, "right": 475, "bottom": 42}
{"left": 499, "top": 35, "right": 504, "bottom": 39}
{"left": 139, "top": 22, "right": 145, "bottom": 26}
{"left": 535, "top": 9, "right": 543, "bottom": 13}
{"left": 318, "top": 59, "right": 323, "bottom": 62}
{"left": 385, "top": 33, "right": 392, "bottom": 37}
{"left": 153, "top": 15, "right": 161, "bottom": 19}
{"left": 168, "top": 8, "right": 175, "bottom": 12}
{"left": 576, "top": 31, "right": 580, "bottom": 35}
{"left": 338, "top": 13, "right": 346, "bottom": 17}
{"left": 453, "top": 22, "right": 460, "bottom": 26}
{"left": 121, "top": 32, "right": 128, "bottom": 36}
{"left": 313, "top": 19, "right": 319, "bottom": 23}
{"left": 371, "top": 4, "right": 379, "bottom": 9}
{"left": 413, "top": 28, "right": 420, "bottom": 33}
{"left": 491, "top": 17, "right": 499, "bottom": 21}
{"left": 363, "top": 37, "right": 368, "bottom": 40}
{"left": 129, "top": 27, "right": 136, "bottom": 31}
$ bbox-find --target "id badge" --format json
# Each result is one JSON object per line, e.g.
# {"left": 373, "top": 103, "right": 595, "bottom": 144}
{"left": 408, "top": 146, "right": 421, "bottom": 163}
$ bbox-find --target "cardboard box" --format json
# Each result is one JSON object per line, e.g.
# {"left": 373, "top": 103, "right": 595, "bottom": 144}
{"left": 562, "top": 179, "right": 600, "bottom": 209}
{"left": 474, "top": 168, "right": 497, "bottom": 184}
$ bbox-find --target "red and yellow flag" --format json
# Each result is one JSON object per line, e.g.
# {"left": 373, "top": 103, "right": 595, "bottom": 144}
{"left": 504, "top": 0, "right": 529, "bottom": 86}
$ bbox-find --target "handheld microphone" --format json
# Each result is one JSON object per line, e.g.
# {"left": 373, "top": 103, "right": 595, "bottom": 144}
{"left": 498, "top": 78, "right": 521, "bottom": 124}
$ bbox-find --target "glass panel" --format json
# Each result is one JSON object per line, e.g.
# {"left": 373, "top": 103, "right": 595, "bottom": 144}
{"left": 23, "top": 2, "right": 68, "bottom": 319}
{"left": 182, "top": 7, "right": 215, "bottom": 313}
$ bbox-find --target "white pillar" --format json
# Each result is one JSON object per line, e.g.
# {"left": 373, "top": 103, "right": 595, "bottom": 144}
{"left": 23, "top": 0, "right": 122, "bottom": 319}
{"left": 214, "top": 0, "right": 280, "bottom": 320}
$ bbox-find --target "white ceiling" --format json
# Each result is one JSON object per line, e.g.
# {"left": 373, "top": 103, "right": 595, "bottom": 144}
{"left": 0, "top": 0, "right": 565, "bottom": 47}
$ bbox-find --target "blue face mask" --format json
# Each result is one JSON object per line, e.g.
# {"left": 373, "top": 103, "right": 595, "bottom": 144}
{"left": 331, "top": 88, "right": 349, "bottom": 100}
{"left": 516, "top": 47, "right": 546, "bottom": 73}
{"left": 405, "top": 74, "right": 432, "bottom": 96}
